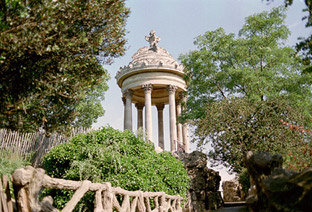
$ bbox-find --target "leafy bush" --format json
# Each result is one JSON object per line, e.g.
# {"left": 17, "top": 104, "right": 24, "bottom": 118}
{"left": 42, "top": 127, "right": 190, "bottom": 211}
{"left": 0, "top": 149, "right": 30, "bottom": 176}
{"left": 238, "top": 168, "right": 250, "bottom": 199}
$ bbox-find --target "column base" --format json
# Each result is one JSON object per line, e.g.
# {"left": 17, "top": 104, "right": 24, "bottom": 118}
{"left": 154, "top": 146, "right": 163, "bottom": 153}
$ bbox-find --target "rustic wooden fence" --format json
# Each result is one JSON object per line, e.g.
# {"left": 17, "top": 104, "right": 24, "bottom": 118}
{"left": 7, "top": 166, "right": 184, "bottom": 212}
{"left": 0, "top": 128, "right": 91, "bottom": 166}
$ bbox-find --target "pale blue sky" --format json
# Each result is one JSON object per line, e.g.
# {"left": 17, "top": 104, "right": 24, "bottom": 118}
{"left": 93, "top": 0, "right": 310, "bottom": 179}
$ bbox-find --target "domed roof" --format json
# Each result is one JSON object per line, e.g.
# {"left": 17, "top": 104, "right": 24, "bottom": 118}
{"left": 116, "top": 30, "right": 184, "bottom": 87}
{"left": 127, "top": 45, "right": 183, "bottom": 71}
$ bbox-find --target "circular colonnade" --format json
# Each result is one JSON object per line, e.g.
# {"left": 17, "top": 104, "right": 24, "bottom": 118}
{"left": 115, "top": 30, "right": 189, "bottom": 152}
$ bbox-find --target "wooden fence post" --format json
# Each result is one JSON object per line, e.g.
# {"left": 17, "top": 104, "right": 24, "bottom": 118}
{"left": 15, "top": 186, "right": 29, "bottom": 212}
{"left": 2, "top": 175, "right": 14, "bottom": 212}
{"left": 0, "top": 177, "right": 9, "bottom": 212}
{"left": 159, "top": 193, "right": 166, "bottom": 212}
{"left": 12, "top": 166, "right": 35, "bottom": 212}
{"left": 176, "top": 197, "right": 182, "bottom": 212}
{"left": 28, "top": 168, "right": 45, "bottom": 212}
{"left": 62, "top": 180, "right": 91, "bottom": 212}
{"left": 144, "top": 196, "right": 152, "bottom": 212}
{"left": 154, "top": 196, "right": 159, "bottom": 209}
{"left": 94, "top": 189, "right": 103, "bottom": 212}
{"left": 102, "top": 182, "right": 113, "bottom": 212}
{"left": 137, "top": 191, "right": 145, "bottom": 212}
{"left": 130, "top": 196, "right": 138, "bottom": 212}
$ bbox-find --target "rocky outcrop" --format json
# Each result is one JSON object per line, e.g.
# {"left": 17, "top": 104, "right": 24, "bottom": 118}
{"left": 222, "top": 178, "right": 244, "bottom": 202}
{"left": 175, "top": 151, "right": 223, "bottom": 211}
{"left": 245, "top": 151, "right": 312, "bottom": 212}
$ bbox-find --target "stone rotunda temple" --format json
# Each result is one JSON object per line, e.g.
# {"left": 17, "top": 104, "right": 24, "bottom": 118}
{"left": 115, "top": 30, "right": 189, "bottom": 153}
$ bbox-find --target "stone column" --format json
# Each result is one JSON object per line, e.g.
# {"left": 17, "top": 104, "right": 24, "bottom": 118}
{"left": 122, "top": 97, "right": 126, "bottom": 130}
{"left": 168, "top": 85, "right": 177, "bottom": 151}
{"left": 142, "top": 84, "right": 153, "bottom": 142}
{"left": 124, "top": 89, "right": 133, "bottom": 131}
{"left": 135, "top": 103, "right": 144, "bottom": 130}
{"left": 180, "top": 92, "right": 190, "bottom": 153}
{"left": 156, "top": 104, "right": 165, "bottom": 150}
{"left": 176, "top": 98, "right": 183, "bottom": 146}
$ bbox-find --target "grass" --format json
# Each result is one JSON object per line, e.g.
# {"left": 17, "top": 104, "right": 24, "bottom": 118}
{"left": 0, "top": 149, "right": 30, "bottom": 176}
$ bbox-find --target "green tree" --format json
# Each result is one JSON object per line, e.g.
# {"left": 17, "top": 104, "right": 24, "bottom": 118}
{"left": 72, "top": 82, "right": 108, "bottom": 129}
{"left": 42, "top": 127, "right": 190, "bottom": 211}
{"left": 287, "top": 0, "right": 312, "bottom": 73}
{"left": 0, "top": 0, "right": 129, "bottom": 133}
{"left": 267, "top": 0, "right": 312, "bottom": 72}
{"left": 195, "top": 97, "right": 311, "bottom": 172}
{"left": 180, "top": 7, "right": 312, "bottom": 172}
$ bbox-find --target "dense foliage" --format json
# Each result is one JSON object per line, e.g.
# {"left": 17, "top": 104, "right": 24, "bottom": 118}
{"left": 180, "top": 7, "right": 312, "bottom": 172}
{"left": 0, "top": 0, "right": 129, "bottom": 133}
{"left": 42, "top": 127, "right": 190, "bottom": 211}
{"left": 238, "top": 168, "right": 250, "bottom": 198}
{"left": 196, "top": 97, "right": 311, "bottom": 172}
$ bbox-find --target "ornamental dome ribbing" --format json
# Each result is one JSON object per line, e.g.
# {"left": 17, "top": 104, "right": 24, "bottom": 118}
{"left": 124, "top": 46, "right": 183, "bottom": 71}
{"left": 115, "top": 30, "right": 186, "bottom": 105}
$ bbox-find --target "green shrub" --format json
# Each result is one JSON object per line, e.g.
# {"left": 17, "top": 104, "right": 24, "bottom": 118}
{"left": 42, "top": 127, "right": 190, "bottom": 211}
{"left": 0, "top": 149, "right": 30, "bottom": 176}
{"left": 238, "top": 168, "right": 250, "bottom": 198}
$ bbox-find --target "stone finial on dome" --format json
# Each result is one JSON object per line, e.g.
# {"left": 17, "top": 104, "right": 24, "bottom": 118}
{"left": 145, "top": 30, "right": 160, "bottom": 52}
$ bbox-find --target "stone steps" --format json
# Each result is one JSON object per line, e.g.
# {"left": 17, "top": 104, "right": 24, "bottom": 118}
{"left": 215, "top": 205, "right": 248, "bottom": 211}
{"left": 223, "top": 202, "right": 246, "bottom": 207}
{"left": 215, "top": 202, "right": 247, "bottom": 212}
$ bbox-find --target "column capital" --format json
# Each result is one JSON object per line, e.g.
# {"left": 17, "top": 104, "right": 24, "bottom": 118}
{"left": 135, "top": 103, "right": 144, "bottom": 110}
{"left": 167, "top": 85, "right": 177, "bottom": 94}
{"left": 156, "top": 104, "right": 165, "bottom": 111}
{"left": 122, "top": 97, "right": 126, "bottom": 105}
{"left": 142, "top": 84, "right": 153, "bottom": 93}
{"left": 123, "top": 89, "right": 133, "bottom": 98}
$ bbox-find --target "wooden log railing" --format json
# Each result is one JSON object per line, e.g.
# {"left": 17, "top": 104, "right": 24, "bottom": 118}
{"left": 11, "top": 166, "right": 184, "bottom": 212}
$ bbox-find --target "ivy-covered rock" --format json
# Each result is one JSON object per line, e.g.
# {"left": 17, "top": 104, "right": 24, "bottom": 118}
{"left": 42, "top": 127, "right": 190, "bottom": 211}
